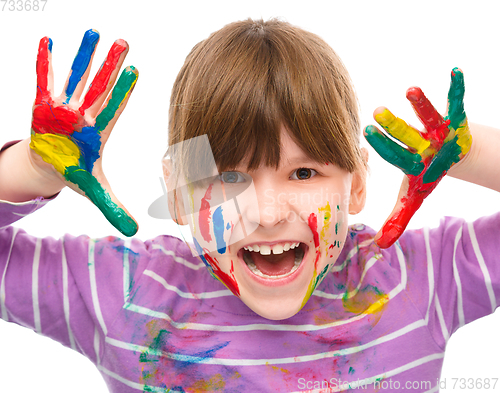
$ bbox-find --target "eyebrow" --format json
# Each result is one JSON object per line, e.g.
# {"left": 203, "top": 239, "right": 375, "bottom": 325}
{"left": 283, "top": 155, "right": 323, "bottom": 166}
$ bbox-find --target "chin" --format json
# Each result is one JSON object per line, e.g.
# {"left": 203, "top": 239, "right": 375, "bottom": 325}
{"left": 242, "top": 295, "right": 304, "bottom": 320}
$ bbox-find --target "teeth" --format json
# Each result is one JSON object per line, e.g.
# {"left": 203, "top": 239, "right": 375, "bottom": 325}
{"left": 243, "top": 242, "right": 301, "bottom": 255}
{"left": 272, "top": 244, "right": 284, "bottom": 254}
{"left": 242, "top": 247, "right": 305, "bottom": 279}
{"left": 259, "top": 245, "right": 271, "bottom": 255}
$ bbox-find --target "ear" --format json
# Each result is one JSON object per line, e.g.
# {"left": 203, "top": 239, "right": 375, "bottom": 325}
{"left": 348, "top": 147, "right": 368, "bottom": 214}
{"left": 162, "top": 158, "right": 188, "bottom": 226}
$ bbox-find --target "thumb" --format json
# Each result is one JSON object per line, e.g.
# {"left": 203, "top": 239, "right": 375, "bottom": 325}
{"left": 375, "top": 176, "right": 423, "bottom": 248}
{"left": 66, "top": 165, "right": 138, "bottom": 236}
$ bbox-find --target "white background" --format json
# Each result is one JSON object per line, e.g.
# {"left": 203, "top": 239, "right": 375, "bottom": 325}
{"left": 1, "top": 0, "right": 499, "bottom": 391}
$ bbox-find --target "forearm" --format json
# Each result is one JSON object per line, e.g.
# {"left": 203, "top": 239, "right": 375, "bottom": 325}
{"left": 0, "top": 139, "right": 65, "bottom": 202}
{"left": 447, "top": 123, "right": 500, "bottom": 192}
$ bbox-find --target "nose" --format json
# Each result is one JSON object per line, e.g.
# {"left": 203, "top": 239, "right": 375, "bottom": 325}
{"left": 242, "top": 179, "right": 291, "bottom": 228}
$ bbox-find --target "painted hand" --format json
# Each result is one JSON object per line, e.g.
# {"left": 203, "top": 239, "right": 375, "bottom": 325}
{"left": 364, "top": 68, "right": 472, "bottom": 248}
{"left": 29, "top": 29, "right": 139, "bottom": 236}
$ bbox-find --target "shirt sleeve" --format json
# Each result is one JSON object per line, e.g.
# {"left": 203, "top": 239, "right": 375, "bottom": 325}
{"left": 399, "top": 212, "right": 500, "bottom": 350}
{"left": 0, "top": 198, "right": 152, "bottom": 365}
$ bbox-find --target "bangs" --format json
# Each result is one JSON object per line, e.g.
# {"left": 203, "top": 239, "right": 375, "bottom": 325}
{"left": 169, "top": 19, "right": 362, "bottom": 176}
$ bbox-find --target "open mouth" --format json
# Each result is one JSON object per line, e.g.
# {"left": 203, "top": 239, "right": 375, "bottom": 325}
{"left": 239, "top": 242, "right": 308, "bottom": 279}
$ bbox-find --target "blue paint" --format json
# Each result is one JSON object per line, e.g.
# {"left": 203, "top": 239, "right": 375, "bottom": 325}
{"left": 65, "top": 29, "right": 100, "bottom": 102}
{"left": 71, "top": 126, "right": 102, "bottom": 173}
{"left": 213, "top": 206, "right": 226, "bottom": 254}
{"left": 48, "top": 38, "right": 53, "bottom": 52}
{"left": 226, "top": 222, "right": 231, "bottom": 230}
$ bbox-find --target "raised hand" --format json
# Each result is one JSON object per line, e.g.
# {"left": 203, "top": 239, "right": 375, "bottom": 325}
{"left": 29, "top": 29, "right": 139, "bottom": 236}
{"left": 364, "top": 68, "right": 472, "bottom": 248}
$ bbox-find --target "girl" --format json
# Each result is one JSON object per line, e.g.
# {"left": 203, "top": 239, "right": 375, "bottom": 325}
{"left": 1, "top": 18, "right": 499, "bottom": 393}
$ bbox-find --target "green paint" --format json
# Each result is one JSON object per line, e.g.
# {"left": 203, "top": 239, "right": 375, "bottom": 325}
{"left": 364, "top": 125, "right": 424, "bottom": 176}
{"left": 65, "top": 166, "right": 138, "bottom": 236}
{"left": 447, "top": 68, "right": 466, "bottom": 130}
{"left": 423, "top": 135, "right": 461, "bottom": 184}
{"left": 95, "top": 66, "right": 138, "bottom": 131}
{"left": 348, "top": 366, "right": 355, "bottom": 375}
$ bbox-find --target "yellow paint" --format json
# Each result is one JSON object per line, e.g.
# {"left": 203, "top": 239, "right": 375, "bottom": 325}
{"left": 455, "top": 124, "right": 472, "bottom": 156}
{"left": 342, "top": 289, "right": 389, "bottom": 315}
{"left": 30, "top": 133, "right": 80, "bottom": 175}
{"left": 300, "top": 271, "right": 317, "bottom": 309}
{"left": 191, "top": 373, "right": 225, "bottom": 392}
{"left": 266, "top": 362, "right": 291, "bottom": 374}
{"left": 318, "top": 201, "right": 331, "bottom": 256}
{"left": 375, "top": 109, "right": 430, "bottom": 154}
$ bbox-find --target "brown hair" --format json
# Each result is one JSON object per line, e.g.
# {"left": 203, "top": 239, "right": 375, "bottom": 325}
{"left": 168, "top": 18, "right": 364, "bottom": 178}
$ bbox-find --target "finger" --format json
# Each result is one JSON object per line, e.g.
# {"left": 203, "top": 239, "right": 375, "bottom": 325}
{"left": 64, "top": 166, "right": 138, "bottom": 236}
{"left": 62, "top": 29, "right": 100, "bottom": 104}
{"left": 447, "top": 67, "right": 466, "bottom": 130}
{"left": 94, "top": 66, "right": 139, "bottom": 136}
{"left": 71, "top": 67, "right": 138, "bottom": 177}
{"left": 35, "top": 36, "right": 54, "bottom": 105}
{"left": 79, "top": 39, "right": 129, "bottom": 117}
{"left": 406, "top": 87, "right": 448, "bottom": 143}
{"left": 373, "top": 107, "right": 430, "bottom": 154}
{"left": 422, "top": 134, "right": 464, "bottom": 184}
{"left": 364, "top": 125, "right": 424, "bottom": 176}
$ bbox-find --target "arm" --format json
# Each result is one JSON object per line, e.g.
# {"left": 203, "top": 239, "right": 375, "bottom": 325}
{"left": 447, "top": 122, "right": 500, "bottom": 192}
{"left": 0, "top": 30, "right": 139, "bottom": 236}
{"left": 0, "top": 138, "right": 64, "bottom": 202}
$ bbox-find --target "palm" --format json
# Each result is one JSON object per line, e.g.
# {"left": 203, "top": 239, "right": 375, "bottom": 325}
{"left": 30, "top": 30, "right": 139, "bottom": 236}
{"left": 364, "top": 68, "right": 472, "bottom": 248}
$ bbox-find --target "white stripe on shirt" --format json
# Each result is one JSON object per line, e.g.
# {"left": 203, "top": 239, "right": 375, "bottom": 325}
{"left": 88, "top": 239, "right": 108, "bottom": 335}
{"left": 61, "top": 239, "right": 76, "bottom": 351}
{"left": 32, "top": 237, "right": 42, "bottom": 333}
{"left": 1, "top": 227, "right": 19, "bottom": 322}
{"left": 452, "top": 226, "right": 465, "bottom": 328}
{"left": 468, "top": 221, "right": 497, "bottom": 312}
{"left": 144, "top": 269, "right": 232, "bottom": 299}
{"left": 423, "top": 227, "right": 435, "bottom": 323}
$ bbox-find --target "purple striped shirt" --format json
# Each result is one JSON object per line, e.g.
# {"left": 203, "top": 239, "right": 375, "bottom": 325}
{"left": 1, "top": 198, "right": 499, "bottom": 392}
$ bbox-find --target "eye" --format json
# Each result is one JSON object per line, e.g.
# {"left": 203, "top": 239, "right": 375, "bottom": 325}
{"left": 290, "top": 168, "right": 317, "bottom": 180}
{"left": 219, "top": 171, "right": 246, "bottom": 184}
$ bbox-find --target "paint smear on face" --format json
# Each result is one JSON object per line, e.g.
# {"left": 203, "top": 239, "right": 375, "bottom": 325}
{"left": 318, "top": 201, "right": 331, "bottom": 256}
{"left": 199, "top": 183, "right": 213, "bottom": 242}
{"left": 213, "top": 205, "right": 227, "bottom": 254}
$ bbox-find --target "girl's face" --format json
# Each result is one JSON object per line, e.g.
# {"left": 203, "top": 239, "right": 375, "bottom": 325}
{"left": 172, "top": 127, "right": 366, "bottom": 320}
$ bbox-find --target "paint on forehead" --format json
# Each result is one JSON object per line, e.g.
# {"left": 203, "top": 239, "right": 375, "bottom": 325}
{"left": 318, "top": 202, "right": 331, "bottom": 256}
{"left": 307, "top": 213, "right": 319, "bottom": 248}
{"left": 199, "top": 183, "right": 213, "bottom": 242}
{"left": 65, "top": 29, "right": 100, "bottom": 103}
{"left": 213, "top": 205, "right": 227, "bottom": 254}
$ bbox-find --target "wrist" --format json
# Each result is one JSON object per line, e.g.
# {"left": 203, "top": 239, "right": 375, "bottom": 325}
{"left": 0, "top": 138, "right": 65, "bottom": 202}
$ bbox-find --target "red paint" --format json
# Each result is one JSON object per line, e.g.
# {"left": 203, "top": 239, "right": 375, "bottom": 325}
{"left": 308, "top": 213, "right": 319, "bottom": 248}
{"left": 406, "top": 87, "right": 448, "bottom": 144}
{"left": 376, "top": 162, "right": 441, "bottom": 248}
{"left": 32, "top": 104, "right": 79, "bottom": 136}
{"left": 199, "top": 183, "right": 213, "bottom": 242}
{"left": 202, "top": 252, "right": 240, "bottom": 296}
{"left": 328, "top": 244, "right": 334, "bottom": 250}
{"left": 79, "top": 40, "right": 127, "bottom": 115}
{"left": 35, "top": 37, "right": 52, "bottom": 106}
